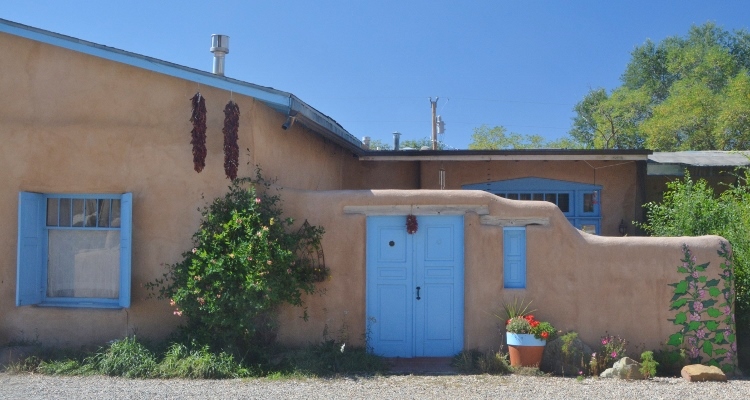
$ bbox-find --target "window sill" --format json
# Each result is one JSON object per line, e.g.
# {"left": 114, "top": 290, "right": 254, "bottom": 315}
{"left": 35, "top": 300, "right": 124, "bottom": 309}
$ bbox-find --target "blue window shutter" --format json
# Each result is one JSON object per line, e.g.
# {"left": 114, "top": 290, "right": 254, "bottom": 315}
{"left": 503, "top": 227, "right": 526, "bottom": 289}
{"left": 17, "top": 192, "right": 45, "bottom": 306}
{"left": 119, "top": 193, "right": 132, "bottom": 308}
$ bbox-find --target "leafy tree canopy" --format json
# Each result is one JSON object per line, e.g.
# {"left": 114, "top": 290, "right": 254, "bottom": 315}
{"left": 469, "top": 125, "right": 581, "bottom": 150}
{"left": 570, "top": 23, "right": 750, "bottom": 150}
{"left": 367, "top": 137, "right": 447, "bottom": 150}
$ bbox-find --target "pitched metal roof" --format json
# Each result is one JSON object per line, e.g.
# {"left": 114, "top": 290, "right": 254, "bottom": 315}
{"left": 648, "top": 151, "right": 750, "bottom": 167}
{"left": 0, "top": 18, "right": 362, "bottom": 154}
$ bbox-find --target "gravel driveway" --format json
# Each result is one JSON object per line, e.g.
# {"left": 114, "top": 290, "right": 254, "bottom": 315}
{"left": 2, "top": 373, "right": 749, "bottom": 400}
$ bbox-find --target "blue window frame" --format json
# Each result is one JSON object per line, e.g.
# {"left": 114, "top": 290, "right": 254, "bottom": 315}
{"left": 503, "top": 227, "right": 526, "bottom": 289}
{"left": 17, "top": 192, "right": 132, "bottom": 308}
{"left": 463, "top": 177, "right": 602, "bottom": 235}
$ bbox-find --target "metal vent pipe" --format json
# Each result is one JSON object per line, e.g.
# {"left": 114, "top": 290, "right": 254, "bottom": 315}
{"left": 210, "top": 34, "right": 230, "bottom": 76}
{"left": 393, "top": 131, "right": 401, "bottom": 151}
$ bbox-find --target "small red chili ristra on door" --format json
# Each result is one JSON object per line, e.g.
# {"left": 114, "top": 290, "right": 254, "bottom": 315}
{"left": 406, "top": 214, "right": 418, "bottom": 234}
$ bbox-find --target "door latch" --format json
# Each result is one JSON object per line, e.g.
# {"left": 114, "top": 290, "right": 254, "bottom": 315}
{"left": 416, "top": 286, "right": 421, "bottom": 300}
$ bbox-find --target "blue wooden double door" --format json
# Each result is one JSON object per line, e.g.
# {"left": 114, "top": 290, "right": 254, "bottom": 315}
{"left": 366, "top": 215, "right": 464, "bottom": 357}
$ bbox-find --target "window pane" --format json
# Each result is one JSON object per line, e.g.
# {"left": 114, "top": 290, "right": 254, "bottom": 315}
{"left": 519, "top": 193, "right": 531, "bottom": 201}
{"left": 46, "top": 198, "right": 59, "bottom": 226}
{"left": 97, "top": 199, "right": 111, "bottom": 228}
{"left": 544, "top": 193, "right": 556, "bottom": 204}
{"left": 60, "top": 198, "right": 72, "bottom": 227}
{"left": 532, "top": 193, "right": 544, "bottom": 201}
{"left": 583, "top": 192, "right": 595, "bottom": 213}
{"left": 84, "top": 199, "right": 98, "bottom": 227}
{"left": 558, "top": 193, "right": 570, "bottom": 212}
{"left": 110, "top": 199, "right": 121, "bottom": 228}
{"left": 72, "top": 199, "right": 85, "bottom": 227}
{"left": 47, "top": 230, "right": 120, "bottom": 299}
{"left": 506, "top": 193, "right": 519, "bottom": 200}
{"left": 581, "top": 224, "right": 597, "bottom": 234}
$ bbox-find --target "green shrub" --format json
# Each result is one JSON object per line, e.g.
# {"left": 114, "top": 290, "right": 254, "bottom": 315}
{"left": 147, "top": 169, "right": 326, "bottom": 355}
{"left": 452, "top": 349, "right": 512, "bottom": 375}
{"left": 87, "top": 337, "right": 158, "bottom": 378}
{"left": 639, "top": 351, "right": 659, "bottom": 378}
{"left": 652, "top": 347, "right": 688, "bottom": 377}
{"left": 158, "top": 342, "right": 249, "bottom": 379}
{"left": 283, "top": 340, "right": 387, "bottom": 376}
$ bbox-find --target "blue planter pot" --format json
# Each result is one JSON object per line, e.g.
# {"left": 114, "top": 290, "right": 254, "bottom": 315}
{"left": 506, "top": 333, "right": 546, "bottom": 346}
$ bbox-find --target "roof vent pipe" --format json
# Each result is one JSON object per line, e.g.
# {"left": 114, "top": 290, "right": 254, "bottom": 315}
{"left": 210, "top": 34, "right": 230, "bottom": 76}
{"left": 393, "top": 131, "right": 401, "bottom": 151}
{"left": 362, "top": 136, "right": 371, "bottom": 150}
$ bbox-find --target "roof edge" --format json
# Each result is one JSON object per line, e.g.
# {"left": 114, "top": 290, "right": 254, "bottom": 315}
{"left": 359, "top": 149, "right": 652, "bottom": 161}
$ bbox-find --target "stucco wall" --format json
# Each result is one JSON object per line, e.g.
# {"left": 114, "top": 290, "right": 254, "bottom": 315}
{"left": 421, "top": 160, "right": 643, "bottom": 237}
{"left": 0, "top": 31, "right": 359, "bottom": 345}
{"left": 342, "top": 161, "right": 420, "bottom": 189}
{"left": 277, "top": 189, "right": 731, "bottom": 355}
{"left": 348, "top": 159, "right": 644, "bottom": 237}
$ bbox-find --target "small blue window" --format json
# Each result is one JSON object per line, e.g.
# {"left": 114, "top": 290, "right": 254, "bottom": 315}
{"left": 503, "top": 227, "right": 526, "bottom": 289}
{"left": 17, "top": 192, "right": 132, "bottom": 308}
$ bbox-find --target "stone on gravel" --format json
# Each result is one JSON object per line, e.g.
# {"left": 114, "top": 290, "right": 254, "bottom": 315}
{"left": 600, "top": 357, "right": 645, "bottom": 380}
{"left": 681, "top": 364, "right": 727, "bottom": 382}
{"left": 539, "top": 336, "right": 592, "bottom": 376}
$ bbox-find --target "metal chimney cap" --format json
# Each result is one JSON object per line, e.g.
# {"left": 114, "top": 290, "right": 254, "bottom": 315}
{"left": 210, "top": 34, "right": 229, "bottom": 76}
{"left": 210, "top": 34, "right": 230, "bottom": 54}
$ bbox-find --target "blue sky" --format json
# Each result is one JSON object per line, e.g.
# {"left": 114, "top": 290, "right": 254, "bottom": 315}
{"left": 3, "top": 1, "right": 750, "bottom": 149}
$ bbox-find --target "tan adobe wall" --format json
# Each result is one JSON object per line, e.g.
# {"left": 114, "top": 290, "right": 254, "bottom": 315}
{"left": 0, "top": 31, "right": 359, "bottom": 346}
{"left": 349, "top": 159, "right": 644, "bottom": 237}
{"left": 277, "top": 189, "right": 732, "bottom": 357}
{"left": 420, "top": 160, "right": 643, "bottom": 237}
{"left": 342, "top": 161, "right": 420, "bottom": 189}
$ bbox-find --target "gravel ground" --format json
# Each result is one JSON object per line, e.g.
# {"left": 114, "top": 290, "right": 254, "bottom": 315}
{"left": 2, "top": 373, "right": 749, "bottom": 400}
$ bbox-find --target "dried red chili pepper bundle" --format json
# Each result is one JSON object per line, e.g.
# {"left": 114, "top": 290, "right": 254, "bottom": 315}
{"left": 406, "top": 214, "right": 418, "bottom": 234}
{"left": 222, "top": 100, "right": 240, "bottom": 180}
{"left": 189, "top": 92, "right": 207, "bottom": 173}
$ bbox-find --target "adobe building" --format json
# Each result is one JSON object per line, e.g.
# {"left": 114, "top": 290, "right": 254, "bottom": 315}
{"left": 0, "top": 19, "right": 735, "bottom": 368}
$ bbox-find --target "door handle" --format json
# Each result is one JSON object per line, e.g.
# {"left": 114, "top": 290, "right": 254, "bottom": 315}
{"left": 416, "top": 286, "right": 421, "bottom": 300}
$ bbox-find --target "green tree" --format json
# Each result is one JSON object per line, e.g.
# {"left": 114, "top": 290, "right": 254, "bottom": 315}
{"left": 367, "top": 139, "right": 391, "bottom": 150}
{"left": 570, "top": 88, "right": 651, "bottom": 149}
{"left": 366, "top": 137, "right": 446, "bottom": 150}
{"left": 401, "top": 137, "right": 447, "bottom": 150}
{"left": 571, "top": 23, "right": 750, "bottom": 151}
{"left": 469, "top": 125, "right": 577, "bottom": 149}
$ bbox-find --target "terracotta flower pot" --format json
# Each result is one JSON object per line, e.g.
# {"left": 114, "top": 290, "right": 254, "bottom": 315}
{"left": 507, "top": 333, "right": 546, "bottom": 367}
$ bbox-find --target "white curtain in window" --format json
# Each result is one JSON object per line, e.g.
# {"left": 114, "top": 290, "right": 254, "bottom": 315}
{"left": 47, "top": 230, "right": 120, "bottom": 299}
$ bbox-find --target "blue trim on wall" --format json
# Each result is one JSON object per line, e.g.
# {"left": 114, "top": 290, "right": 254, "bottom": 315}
{"left": 503, "top": 227, "right": 526, "bottom": 289}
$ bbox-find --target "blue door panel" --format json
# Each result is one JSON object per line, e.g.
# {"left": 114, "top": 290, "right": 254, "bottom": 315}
{"left": 368, "top": 215, "right": 464, "bottom": 358}
{"left": 424, "top": 284, "right": 453, "bottom": 340}
{"left": 377, "top": 227, "right": 407, "bottom": 262}
{"left": 424, "top": 225, "right": 454, "bottom": 261}
{"left": 377, "top": 285, "right": 409, "bottom": 342}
